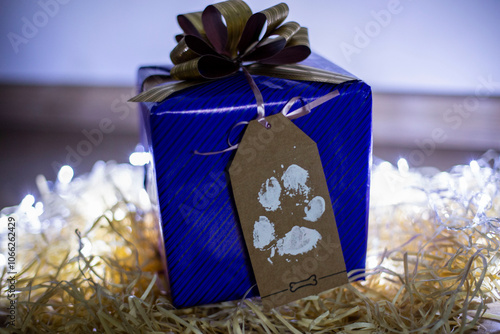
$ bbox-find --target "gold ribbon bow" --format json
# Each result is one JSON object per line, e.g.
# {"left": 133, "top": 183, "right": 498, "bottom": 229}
{"left": 130, "top": 0, "right": 355, "bottom": 102}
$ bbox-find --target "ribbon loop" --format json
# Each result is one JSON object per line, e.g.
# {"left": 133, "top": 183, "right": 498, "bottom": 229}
{"left": 237, "top": 3, "right": 289, "bottom": 54}
{"left": 177, "top": 11, "right": 204, "bottom": 38}
{"left": 170, "top": 37, "right": 199, "bottom": 65}
{"left": 207, "top": 0, "right": 252, "bottom": 57}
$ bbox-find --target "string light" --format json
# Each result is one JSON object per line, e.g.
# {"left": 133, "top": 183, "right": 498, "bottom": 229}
{"left": 80, "top": 238, "right": 93, "bottom": 257}
{"left": 0, "top": 149, "right": 498, "bottom": 333}
{"left": 129, "top": 152, "right": 151, "bottom": 166}
{"left": 114, "top": 208, "right": 126, "bottom": 221}
{"left": 20, "top": 194, "right": 35, "bottom": 211}
{"left": 57, "top": 165, "right": 74, "bottom": 184}
{"left": 397, "top": 157, "right": 409, "bottom": 175}
{"left": 469, "top": 160, "right": 480, "bottom": 174}
{"left": 35, "top": 202, "right": 44, "bottom": 216}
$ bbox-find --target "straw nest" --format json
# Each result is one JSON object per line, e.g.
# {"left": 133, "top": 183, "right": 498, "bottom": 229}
{"left": 1, "top": 151, "right": 499, "bottom": 333}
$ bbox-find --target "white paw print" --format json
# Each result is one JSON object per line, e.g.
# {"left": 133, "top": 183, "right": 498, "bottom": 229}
{"left": 253, "top": 164, "right": 325, "bottom": 263}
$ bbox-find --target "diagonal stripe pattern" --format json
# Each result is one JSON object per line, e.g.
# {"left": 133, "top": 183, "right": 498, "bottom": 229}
{"left": 139, "top": 53, "right": 372, "bottom": 308}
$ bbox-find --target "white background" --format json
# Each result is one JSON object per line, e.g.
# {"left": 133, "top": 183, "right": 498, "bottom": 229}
{"left": 1, "top": 0, "right": 499, "bottom": 94}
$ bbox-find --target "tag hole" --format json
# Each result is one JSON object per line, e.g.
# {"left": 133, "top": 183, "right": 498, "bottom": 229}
{"left": 266, "top": 123, "right": 272, "bottom": 129}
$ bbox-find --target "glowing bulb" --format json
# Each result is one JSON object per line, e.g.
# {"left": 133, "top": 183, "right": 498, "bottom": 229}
{"left": 57, "top": 165, "right": 74, "bottom": 184}
{"left": 80, "top": 238, "right": 93, "bottom": 257}
{"left": 139, "top": 189, "right": 151, "bottom": 210}
{"left": 35, "top": 202, "right": 44, "bottom": 216}
{"left": 129, "top": 152, "right": 151, "bottom": 166}
{"left": 477, "top": 194, "right": 491, "bottom": 213}
{"left": 397, "top": 158, "right": 409, "bottom": 175}
{"left": 20, "top": 194, "right": 35, "bottom": 211}
{"left": 470, "top": 160, "right": 480, "bottom": 174}
{"left": 114, "top": 208, "right": 126, "bottom": 221}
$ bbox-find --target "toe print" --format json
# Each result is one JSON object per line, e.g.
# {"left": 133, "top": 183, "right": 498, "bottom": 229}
{"left": 258, "top": 176, "right": 281, "bottom": 211}
{"left": 304, "top": 196, "right": 325, "bottom": 222}
{"left": 253, "top": 216, "right": 276, "bottom": 249}
{"left": 282, "top": 164, "right": 310, "bottom": 197}
{"left": 253, "top": 164, "right": 326, "bottom": 262}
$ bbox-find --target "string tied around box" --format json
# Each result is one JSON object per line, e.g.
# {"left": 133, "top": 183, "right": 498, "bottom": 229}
{"left": 194, "top": 67, "right": 340, "bottom": 155}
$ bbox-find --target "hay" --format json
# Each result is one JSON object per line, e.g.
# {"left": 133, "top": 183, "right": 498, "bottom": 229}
{"left": 1, "top": 151, "right": 499, "bottom": 333}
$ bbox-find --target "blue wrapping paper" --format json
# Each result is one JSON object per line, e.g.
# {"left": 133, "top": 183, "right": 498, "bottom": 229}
{"left": 138, "top": 53, "right": 372, "bottom": 308}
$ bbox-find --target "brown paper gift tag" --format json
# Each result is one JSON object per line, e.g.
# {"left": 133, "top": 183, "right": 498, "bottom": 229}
{"left": 229, "top": 113, "right": 348, "bottom": 310}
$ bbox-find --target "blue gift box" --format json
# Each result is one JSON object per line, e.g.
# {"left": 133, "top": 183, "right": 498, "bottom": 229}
{"left": 137, "top": 53, "right": 372, "bottom": 308}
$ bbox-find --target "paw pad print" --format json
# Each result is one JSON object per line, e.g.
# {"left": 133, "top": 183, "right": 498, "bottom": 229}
{"left": 253, "top": 164, "right": 325, "bottom": 263}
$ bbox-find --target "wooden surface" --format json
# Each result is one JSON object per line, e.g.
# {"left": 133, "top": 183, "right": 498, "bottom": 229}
{"left": 1, "top": 84, "right": 499, "bottom": 208}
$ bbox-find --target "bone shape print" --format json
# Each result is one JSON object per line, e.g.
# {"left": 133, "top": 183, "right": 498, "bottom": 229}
{"left": 289, "top": 274, "right": 318, "bottom": 292}
{"left": 253, "top": 164, "right": 325, "bottom": 263}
